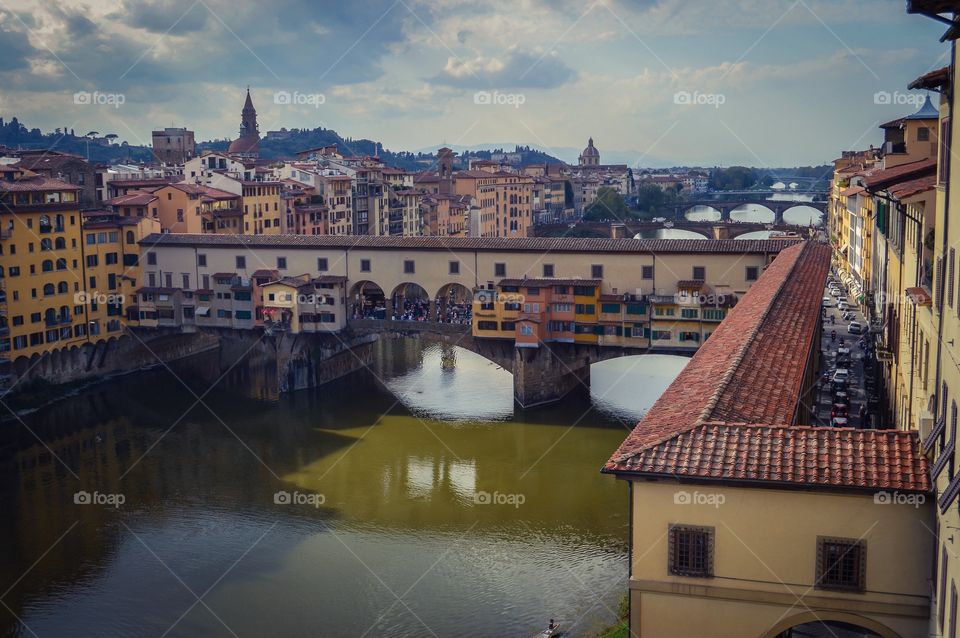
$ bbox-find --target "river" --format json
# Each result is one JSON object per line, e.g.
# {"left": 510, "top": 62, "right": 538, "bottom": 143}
{"left": 0, "top": 339, "right": 688, "bottom": 638}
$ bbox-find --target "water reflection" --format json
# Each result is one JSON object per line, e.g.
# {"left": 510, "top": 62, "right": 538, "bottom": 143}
{"left": 736, "top": 230, "right": 775, "bottom": 240}
{"left": 683, "top": 205, "right": 721, "bottom": 222}
{"left": 729, "top": 203, "right": 775, "bottom": 224}
{"left": 591, "top": 355, "right": 690, "bottom": 422}
{"left": 0, "top": 339, "right": 688, "bottom": 638}
{"left": 782, "top": 206, "right": 824, "bottom": 226}
{"left": 633, "top": 229, "right": 708, "bottom": 240}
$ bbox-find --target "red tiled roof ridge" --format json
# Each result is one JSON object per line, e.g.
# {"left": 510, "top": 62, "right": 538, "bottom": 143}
{"left": 611, "top": 243, "right": 808, "bottom": 463}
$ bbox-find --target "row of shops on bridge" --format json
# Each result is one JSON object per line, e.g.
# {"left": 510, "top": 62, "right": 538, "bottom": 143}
{"left": 133, "top": 267, "right": 738, "bottom": 354}
{"left": 472, "top": 277, "right": 737, "bottom": 352}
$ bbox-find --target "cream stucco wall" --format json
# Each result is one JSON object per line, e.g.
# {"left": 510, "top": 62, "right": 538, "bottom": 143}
{"left": 627, "top": 479, "right": 932, "bottom": 638}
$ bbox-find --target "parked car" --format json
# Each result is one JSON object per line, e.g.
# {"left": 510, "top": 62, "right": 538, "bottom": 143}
{"left": 831, "top": 404, "right": 849, "bottom": 419}
{"left": 841, "top": 311, "right": 855, "bottom": 321}
{"left": 838, "top": 302, "right": 853, "bottom": 311}
{"left": 848, "top": 322, "right": 864, "bottom": 335}
{"left": 836, "top": 346, "right": 851, "bottom": 357}
{"left": 822, "top": 297, "right": 834, "bottom": 307}
{"left": 831, "top": 416, "right": 849, "bottom": 427}
{"left": 832, "top": 369, "right": 850, "bottom": 383}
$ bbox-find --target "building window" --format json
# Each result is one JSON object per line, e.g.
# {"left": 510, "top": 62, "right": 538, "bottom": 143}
{"left": 236, "top": 255, "right": 246, "bottom": 269}
{"left": 693, "top": 266, "right": 706, "bottom": 280}
{"left": 543, "top": 264, "right": 555, "bottom": 277}
{"left": 449, "top": 261, "right": 459, "bottom": 275}
{"left": 668, "top": 524, "right": 714, "bottom": 578}
{"left": 815, "top": 537, "right": 866, "bottom": 592}
{"left": 919, "top": 126, "right": 931, "bottom": 142}
{"left": 591, "top": 264, "right": 603, "bottom": 279}
{"left": 404, "top": 260, "right": 415, "bottom": 274}
{"left": 147, "top": 252, "right": 157, "bottom": 265}
{"left": 951, "top": 249, "right": 956, "bottom": 309}
{"left": 277, "top": 257, "right": 287, "bottom": 270}
{"left": 495, "top": 263, "right": 506, "bottom": 278}
{"left": 941, "top": 546, "right": 950, "bottom": 631}
{"left": 197, "top": 254, "right": 207, "bottom": 267}
{"left": 642, "top": 265, "right": 653, "bottom": 280}
{"left": 951, "top": 581, "right": 958, "bottom": 638}
{"left": 746, "top": 266, "right": 759, "bottom": 282}
{"left": 318, "top": 258, "right": 328, "bottom": 272}
{"left": 360, "top": 259, "right": 371, "bottom": 273}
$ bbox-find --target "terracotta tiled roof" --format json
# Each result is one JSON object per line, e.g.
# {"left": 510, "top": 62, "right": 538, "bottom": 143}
{"left": 909, "top": 66, "right": 950, "bottom": 91}
{"left": 602, "top": 241, "right": 930, "bottom": 493}
{"left": 141, "top": 234, "right": 801, "bottom": 255}
{"left": 612, "top": 423, "right": 928, "bottom": 492}
{"left": 839, "top": 186, "right": 865, "bottom": 197}
{"left": 0, "top": 176, "right": 82, "bottom": 192}
{"left": 105, "top": 191, "right": 158, "bottom": 206}
{"left": 676, "top": 279, "right": 705, "bottom": 290}
{"left": 863, "top": 158, "right": 936, "bottom": 190}
{"left": 887, "top": 173, "right": 937, "bottom": 200}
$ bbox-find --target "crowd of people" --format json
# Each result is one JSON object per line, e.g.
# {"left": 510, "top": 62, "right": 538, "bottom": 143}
{"left": 437, "top": 301, "right": 472, "bottom": 324}
{"left": 350, "top": 289, "right": 473, "bottom": 324}
{"left": 392, "top": 296, "right": 431, "bottom": 321}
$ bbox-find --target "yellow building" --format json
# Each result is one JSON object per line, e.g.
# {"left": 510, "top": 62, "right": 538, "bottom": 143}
{"left": 604, "top": 241, "right": 932, "bottom": 638}
{"left": 241, "top": 180, "right": 282, "bottom": 235}
{"left": 0, "top": 169, "right": 88, "bottom": 361}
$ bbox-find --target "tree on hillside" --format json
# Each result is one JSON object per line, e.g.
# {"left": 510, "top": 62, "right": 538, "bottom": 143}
{"left": 633, "top": 183, "right": 680, "bottom": 217}
{"left": 709, "top": 166, "right": 757, "bottom": 190}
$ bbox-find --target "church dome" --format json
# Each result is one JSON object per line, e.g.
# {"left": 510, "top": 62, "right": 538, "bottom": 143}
{"left": 581, "top": 137, "right": 599, "bottom": 158}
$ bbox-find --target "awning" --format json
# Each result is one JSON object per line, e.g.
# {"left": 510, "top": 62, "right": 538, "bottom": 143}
{"left": 196, "top": 306, "right": 211, "bottom": 316}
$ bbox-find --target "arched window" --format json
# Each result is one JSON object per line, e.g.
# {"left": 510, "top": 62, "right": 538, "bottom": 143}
{"left": 56, "top": 259, "right": 67, "bottom": 271}
{"left": 40, "top": 238, "right": 52, "bottom": 251}
{"left": 55, "top": 214, "right": 64, "bottom": 230}
{"left": 38, "top": 215, "right": 51, "bottom": 232}
{"left": 54, "top": 237, "right": 66, "bottom": 249}
{"left": 58, "top": 305, "right": 70, "bottom": 320}
{"left": 126, "top": 231, "right": 135, "bottom": 243}
{"left": 41, "top": 260, "right": 53, "bottom": 273}
{"left": 43, "top": 283, "right": 55, "bottom": 296}
{"left": 57, "top": 281, "right": 68, "bottom": 294}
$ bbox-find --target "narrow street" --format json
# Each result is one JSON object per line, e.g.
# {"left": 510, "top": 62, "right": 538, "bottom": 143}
{"left": 816, "top": 271, "right": 874, "bottom": 429}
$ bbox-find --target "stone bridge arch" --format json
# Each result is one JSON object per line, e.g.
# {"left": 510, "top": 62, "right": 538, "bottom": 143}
{"left": 389, "top": 282, "right": 430, "bottom": 321}
{"left": 350, "top": 280, "right": 387, "bottom": 319}
{"left": 435, "top": 282, "right": 474, "bottom": 324}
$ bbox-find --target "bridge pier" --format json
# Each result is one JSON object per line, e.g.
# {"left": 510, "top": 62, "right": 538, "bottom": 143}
{"left": 513, "top": 344, "right": 591, "bottom": 408}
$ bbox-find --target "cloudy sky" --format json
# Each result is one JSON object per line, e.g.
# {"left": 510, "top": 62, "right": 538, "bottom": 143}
{"left": 0, "top": 0, "right": 950, "bottom": 166}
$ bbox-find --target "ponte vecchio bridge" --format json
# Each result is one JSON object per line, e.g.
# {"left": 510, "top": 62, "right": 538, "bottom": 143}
{"left": 140, "top": 234, "right": 802, "bottom": 406}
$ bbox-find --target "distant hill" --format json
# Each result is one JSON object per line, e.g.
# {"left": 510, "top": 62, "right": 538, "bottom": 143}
{"left": 200, "top": 129, "right": 567, "bottom": 170}
{"left": 0, "top": 117, "right": 154, "bottom": 163}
